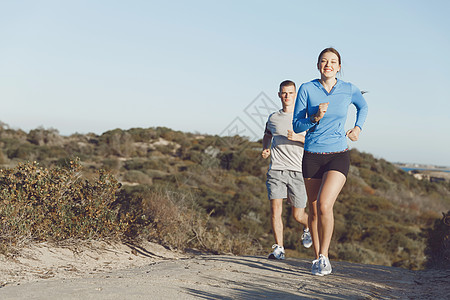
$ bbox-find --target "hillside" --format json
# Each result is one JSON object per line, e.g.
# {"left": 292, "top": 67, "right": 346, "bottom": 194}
{"left": 0, "top": 125, "right": 449, "bottom": 270}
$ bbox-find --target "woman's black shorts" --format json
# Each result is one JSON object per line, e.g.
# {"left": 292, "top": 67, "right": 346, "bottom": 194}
{"left": 302, "top": 150, "right": 350, "bottom": 179}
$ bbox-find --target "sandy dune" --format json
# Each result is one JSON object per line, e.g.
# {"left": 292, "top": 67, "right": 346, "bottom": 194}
{"left": 0, "top": 242, "right": 448, "bottom": 299}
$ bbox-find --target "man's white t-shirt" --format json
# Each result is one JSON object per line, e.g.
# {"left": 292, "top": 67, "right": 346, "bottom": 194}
{"left": 266, "top": 110, "right": 305, "bottom": 172}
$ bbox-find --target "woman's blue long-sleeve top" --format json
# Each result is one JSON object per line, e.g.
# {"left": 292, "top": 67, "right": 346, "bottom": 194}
{"left": 292, "top": 79, "right": 368, "bottom": 153}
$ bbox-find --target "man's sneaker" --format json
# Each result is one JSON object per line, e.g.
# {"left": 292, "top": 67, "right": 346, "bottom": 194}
{"left": 302, "top": 228, "right": 312, "bottom": 249}
{"left": 318, "top": 254, "right": 332, "bottom": 275}
{"left": 311, "top": 259, "right": 320, "bottom": 275}
{"left": 268, "top": 244, "right": 285, "bottom": 260}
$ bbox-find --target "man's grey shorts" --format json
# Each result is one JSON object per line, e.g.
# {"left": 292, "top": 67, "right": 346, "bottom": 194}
{"left": 266, "top": 169, "right": 307, "bottom": 208}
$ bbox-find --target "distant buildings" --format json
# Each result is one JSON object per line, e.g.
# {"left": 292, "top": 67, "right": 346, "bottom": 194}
{"left": 408, "top": 169, "right": 447, "bottom": 183}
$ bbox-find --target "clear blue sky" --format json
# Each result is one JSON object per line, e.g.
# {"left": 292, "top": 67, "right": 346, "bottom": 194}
{"left": 1, "top": 0, "right": 449, "bottom": 166}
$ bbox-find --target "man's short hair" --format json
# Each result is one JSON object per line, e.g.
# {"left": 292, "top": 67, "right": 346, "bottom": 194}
{"left": 279, "top": 80, "right": 296, "bottom": 92}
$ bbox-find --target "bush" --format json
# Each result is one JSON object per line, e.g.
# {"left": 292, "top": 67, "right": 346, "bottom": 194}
{"left": 6, "top": 143, "right": 68, "bottom": 161}
{"left": 98, "top": 129, "right": 134, "bottom": 157}
{"left": 122, "top": 170, "right": 152, "bottom": 185}
{"left": 0, "top": 159, "right": 127, "bottom": 252}
{"left": 102, "top": 158, "right": 121, "bottom": 171}
{"left": 124, "top": 157, "right": 167, "bottom": 171}
{"left": 27, "top": 127, "right": 63, "bottom": 146}
{"left": 426, "top": 211, "right": 450, "bottom": 269}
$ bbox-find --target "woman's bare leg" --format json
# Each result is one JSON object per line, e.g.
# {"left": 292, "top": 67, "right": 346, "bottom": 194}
{"left": 304, "top": 178, "right": 322, "bottom": 259}
{"left": 317, "top": 170, "right": 346, "bottom": 257}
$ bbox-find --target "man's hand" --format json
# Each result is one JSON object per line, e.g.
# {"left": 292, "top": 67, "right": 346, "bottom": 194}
{"left": 346, "top": 126, "right": 361, "bottom": 141}
{"left": 287, "top": 130, "right": 305, "bottom": 143}
{"left": 262, "top": 148, "right": 271, "bottom": 159}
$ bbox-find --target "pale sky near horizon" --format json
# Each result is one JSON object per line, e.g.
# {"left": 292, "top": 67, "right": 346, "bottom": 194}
{"left": 1, "top": 0, "right": 450, "bottom": 166}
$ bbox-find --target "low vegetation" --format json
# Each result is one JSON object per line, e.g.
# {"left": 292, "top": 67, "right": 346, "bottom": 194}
{"left": 0, "top": 159, "right": 126, "bottom": 254}
{"left": 0, "top": 124, "right": 449, "bottom": 270}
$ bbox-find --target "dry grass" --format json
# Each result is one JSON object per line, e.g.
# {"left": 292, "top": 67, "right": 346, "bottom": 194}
{"left": 140, "top": 189, "right": 262, "bottom": 255}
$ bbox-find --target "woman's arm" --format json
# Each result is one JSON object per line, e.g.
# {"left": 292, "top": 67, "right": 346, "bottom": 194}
{"left": 347, "top": 84, "right": 369, "bottom": 141}
{"left": 351, "top": 84, "right": 369, "bottom": 130}
{"left": 292, "top": 84, "right": 319, "bottom": 133}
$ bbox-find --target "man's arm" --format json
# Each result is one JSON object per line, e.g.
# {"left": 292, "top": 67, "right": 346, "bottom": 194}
{"left": 287, "top": 130, "right": 305, "bottom": 145}
{"left": 262, "top": 123, "right": 272, "bottom": 159}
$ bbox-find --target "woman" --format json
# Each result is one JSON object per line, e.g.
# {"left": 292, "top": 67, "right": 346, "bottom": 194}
{"left": 292, "top": 48, "right": 368, "bottom": 276}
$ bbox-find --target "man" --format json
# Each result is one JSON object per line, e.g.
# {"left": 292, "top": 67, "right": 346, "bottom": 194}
{"left": 262, "top": 80, "right": 312, "bottom": 259}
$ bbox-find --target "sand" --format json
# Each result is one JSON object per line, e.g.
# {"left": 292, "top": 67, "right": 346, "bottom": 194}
{"left": 0, "top": 241, "right": 449, "bottom": 299}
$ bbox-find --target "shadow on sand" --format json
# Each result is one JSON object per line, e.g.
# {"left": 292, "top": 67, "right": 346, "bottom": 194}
{"left": 180, "top": 255, "right": 422, "bottom": 299}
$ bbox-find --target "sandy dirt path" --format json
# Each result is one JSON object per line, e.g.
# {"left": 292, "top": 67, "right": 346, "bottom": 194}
{"left": 1, "top": 251, "right": 448, "bottom": 299}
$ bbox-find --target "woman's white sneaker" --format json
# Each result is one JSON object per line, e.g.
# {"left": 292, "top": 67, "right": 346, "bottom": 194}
{"left": 268, "top": 244, "right": 285, "bottom": 260}
{"left": 301, "top": 228, "right": 312, "bottom": 248}
{"left": 318, "top": 254, "right": 332, "bottom": 275}
{"left": 311, "top": 259, "right": 320, "bottom": 275}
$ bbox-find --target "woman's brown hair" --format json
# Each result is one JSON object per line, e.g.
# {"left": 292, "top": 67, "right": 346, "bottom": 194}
{"left": 318, "top": 47, "right": 341, "bottom": 65}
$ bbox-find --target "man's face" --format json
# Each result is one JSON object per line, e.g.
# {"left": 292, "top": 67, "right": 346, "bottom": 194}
{"left": 278, "top": 85, "right": 296, "bottom": 106}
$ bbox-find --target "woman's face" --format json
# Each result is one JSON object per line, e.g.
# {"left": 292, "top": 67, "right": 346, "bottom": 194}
{"left": 317, "top": 51, "right": 341, "bottom": 79}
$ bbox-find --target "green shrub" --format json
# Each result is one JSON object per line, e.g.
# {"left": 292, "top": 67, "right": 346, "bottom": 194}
{"left": 122, "top": 170, "right": 151, "bottom": 184}
{"left": 124, "top": 157, "right": 167, "bottom": 171}
{"left": 127, "top": 127, "right": 154, "bottom": 142}
{"left": 102, "top": 158, "right": 121, "bottom": 171}
{"left": 98, "top": 129, "right": 134, "bottom": 157}
{"left": 6, "top": 143, "right": 68, "bottom": 161}
{"left": 27, "top": 128, "right": 62, "bottom": 146}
